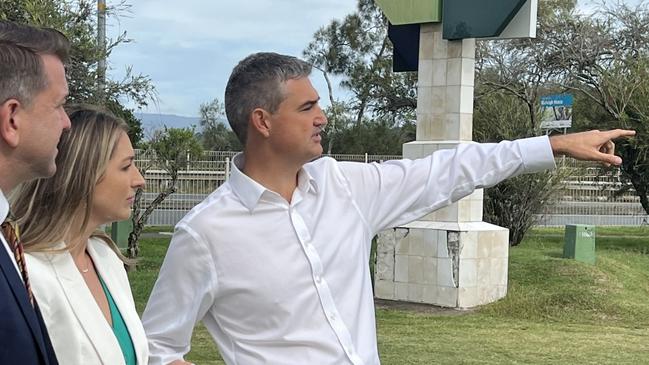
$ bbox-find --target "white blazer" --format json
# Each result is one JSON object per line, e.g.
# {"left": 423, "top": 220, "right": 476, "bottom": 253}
{"left": 25, "top": 237, "right": 149, "bottom": 365}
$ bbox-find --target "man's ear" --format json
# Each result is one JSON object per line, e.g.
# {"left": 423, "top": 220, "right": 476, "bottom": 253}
{"left": 0, "top": 99, "right": 21, "bottom": 148}
{"left": 250, "top": 108, "right": 271, "bottom": 139}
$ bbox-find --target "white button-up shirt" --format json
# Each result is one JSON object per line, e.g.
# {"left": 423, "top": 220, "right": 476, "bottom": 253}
{"left": 142, "top": 136, "right": 555, "bottom": 365}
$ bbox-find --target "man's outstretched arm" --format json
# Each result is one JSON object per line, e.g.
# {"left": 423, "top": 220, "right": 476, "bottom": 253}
{"left": 549, "top": 129, "right": 636, "bottom": 166}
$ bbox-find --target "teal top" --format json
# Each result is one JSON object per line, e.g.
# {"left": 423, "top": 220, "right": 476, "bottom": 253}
{"left": 98, "top": 275, "right": 137, "bottom": 365}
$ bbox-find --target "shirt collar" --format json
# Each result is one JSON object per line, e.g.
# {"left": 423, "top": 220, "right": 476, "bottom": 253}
{"left": 229, "top": 153, "right": 266, "bottom": 211}
{"left": 297, "top": 165, "right": 318, "bottom": 196}
{"left": 229, "top": 153, "right": 318, "bottom": 211}
{"left": 0, "top": 189, "right": 9, "bottom": 222}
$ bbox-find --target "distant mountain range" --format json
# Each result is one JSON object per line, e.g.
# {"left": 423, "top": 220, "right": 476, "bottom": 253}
{"left": 135, "top": 113, "right": 201, "bottom": 134}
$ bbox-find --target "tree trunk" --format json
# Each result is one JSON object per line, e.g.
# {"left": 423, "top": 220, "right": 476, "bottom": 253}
{"left": 322, "top": 69, "right": 336, "bottom": 154}
{"left": 127, "top": 188, "right": 144, "bottom": 260}
{"left": 355, "top": 96, "right": 368, "bottom": 125}
{"left": 527, "top": 99, "right": 537, "bottom": 131}
{"left": 632, "top": 176, "right": 649, "bottom": 216}
{"left": 127, "top": 184, "right": 177, "bottom": 260}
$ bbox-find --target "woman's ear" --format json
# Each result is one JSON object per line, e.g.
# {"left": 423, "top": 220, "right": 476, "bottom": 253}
{"left": 0, "top": 99, "right": 21, "bottom": 148}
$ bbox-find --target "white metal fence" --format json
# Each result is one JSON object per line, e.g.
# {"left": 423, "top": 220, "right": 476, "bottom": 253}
{"left": 135, "top": 150, "right": 648, "bottom": 227}
{"left": 536, "top": 158, "right": 648, "bottom": 226}
{"left": 134, "top": 150, "right": 402, "bottom": 226}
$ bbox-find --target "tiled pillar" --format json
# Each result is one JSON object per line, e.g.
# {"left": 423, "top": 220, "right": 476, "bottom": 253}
{"left": 374, "top": 23, "right": 510, "bottom": 308}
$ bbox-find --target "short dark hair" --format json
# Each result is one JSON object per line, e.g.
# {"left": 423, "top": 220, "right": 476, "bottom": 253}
{"left": 0, "top": 21, "right": 70, "bottom": 107}
{"left": 224, "top": 52, "right": 312, "bottom": 145}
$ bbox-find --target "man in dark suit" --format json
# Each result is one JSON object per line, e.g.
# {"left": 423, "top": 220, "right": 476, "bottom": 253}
{"left": 0, "top": 21, "right": 71, "bottom": 364}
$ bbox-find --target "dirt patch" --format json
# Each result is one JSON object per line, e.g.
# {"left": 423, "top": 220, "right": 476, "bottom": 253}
{"left": 374, "top": 298, "right": 476, "bottom": 316}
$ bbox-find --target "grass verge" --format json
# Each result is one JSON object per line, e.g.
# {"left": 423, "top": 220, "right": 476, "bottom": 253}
{"left": 130, "top": 227, "right": 649, "bottom": 364}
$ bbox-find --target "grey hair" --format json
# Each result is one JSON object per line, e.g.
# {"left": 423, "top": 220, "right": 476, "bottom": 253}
{"left": 0, "top": 21, "right": 70, "bottom": 107}
{"left": 224, "top": 52, "right": 312, "bottom": 145}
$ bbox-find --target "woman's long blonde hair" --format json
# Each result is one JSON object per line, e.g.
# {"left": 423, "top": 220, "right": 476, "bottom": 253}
{"left": 11, "top": 104, "right": 131, "bottom": 262}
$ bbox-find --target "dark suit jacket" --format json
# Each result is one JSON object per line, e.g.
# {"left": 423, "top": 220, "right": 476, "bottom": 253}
{"left": 0, "top": 245, "right": 58, "bottom": 365}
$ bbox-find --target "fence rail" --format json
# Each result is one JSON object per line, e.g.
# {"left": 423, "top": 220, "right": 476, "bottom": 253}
{"left": 538, "top": 158, "right": 648, "bottom": 225}
{"left": 134, "top": 150, "right": 648, "bottom": 227}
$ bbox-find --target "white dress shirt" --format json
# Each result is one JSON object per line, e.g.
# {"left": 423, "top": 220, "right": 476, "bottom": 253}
{"left": 0, "top": 189, "right": 20, "bottom": 276}
{"left": 143, "top": 136, "right": 555, "bottom": 365}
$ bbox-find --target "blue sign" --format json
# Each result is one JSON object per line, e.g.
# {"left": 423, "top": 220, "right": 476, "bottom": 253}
{"left": 540, "top": 94, "right": 573, "bottom": 130}
{"left": 540, "top": 94, "right": 573, "bottom": 107}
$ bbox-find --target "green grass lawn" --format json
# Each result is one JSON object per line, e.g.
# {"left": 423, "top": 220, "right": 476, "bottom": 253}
{"left": 130, "top": 226, "right": 649, "bottom": 364}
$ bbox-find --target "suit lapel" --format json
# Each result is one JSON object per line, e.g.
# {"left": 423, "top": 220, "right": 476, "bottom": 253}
{"left": 0, "top": 245, "right": 50, "bottom": 363}
{"left": 48, "top": 250, "right": 124, "bottom": 365}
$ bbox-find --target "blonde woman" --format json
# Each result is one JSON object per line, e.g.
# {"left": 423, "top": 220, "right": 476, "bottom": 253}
{"left": 12, "top": 105, "right": 148, "bottom": 365}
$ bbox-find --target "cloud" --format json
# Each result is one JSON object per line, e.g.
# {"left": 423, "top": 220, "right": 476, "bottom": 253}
{"left": 107, "top": 0, "right": 357, "bottom": 116}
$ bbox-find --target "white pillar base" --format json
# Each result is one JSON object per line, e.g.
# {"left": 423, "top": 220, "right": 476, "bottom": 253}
{"left": 375, "top": 221, "right": 509, "bottom": 308}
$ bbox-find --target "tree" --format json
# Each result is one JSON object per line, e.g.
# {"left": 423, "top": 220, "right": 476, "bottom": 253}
{"left": 0, "top": 0, "right": 154, "bottom": 146}
{"left": 475, "top": 0, "right": 578, "bottom": 131}
{"left": 107, "top": 98, "right": 144, "bottom": 145}
{"left": 475, "top": 0, "right": 649, "bottom": 241}
{"left": 128, "top": 127, "right": 203, "bottom": 258}
{"left": 473, "top": 0, "right": 607, "bottom": 246}
{"left": 474, "top": 91, "right": 566, "bottom": 245}
{"left": 198, "top": 98, "right": 242, "bottom": 151}
{"left": 543, "top": 1, "right": 649, "bottom": 214}
{"left": 322, "top": 114, "right": 414, "bottom": 155}
{"left": 303, "top": 0, "right": 417, "bottom": 154}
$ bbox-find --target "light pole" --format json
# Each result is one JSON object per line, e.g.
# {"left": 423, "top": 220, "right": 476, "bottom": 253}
{"left": 97, "top": 0, "right": 106, "bottom": 100}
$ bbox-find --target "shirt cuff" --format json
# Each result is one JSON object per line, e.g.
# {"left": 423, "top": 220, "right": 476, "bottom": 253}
{"left": 519, "top": 135, "right": 556, "bottom": 173}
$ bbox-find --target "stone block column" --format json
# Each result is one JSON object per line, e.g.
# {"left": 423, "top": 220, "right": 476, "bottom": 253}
{"left": 374, "top": 24, "right": 510, "bottom": 308}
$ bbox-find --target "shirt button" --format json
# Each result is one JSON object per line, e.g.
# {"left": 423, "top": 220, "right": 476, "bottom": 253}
{"left": 329, "top": 313, "right": 336, "bottom": 321}
{"left": 315, "top": 276, "right": 322, "bottom": 284}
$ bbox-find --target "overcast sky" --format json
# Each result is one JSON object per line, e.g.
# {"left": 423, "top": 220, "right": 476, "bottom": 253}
{"left": 107, "top": 0, "right": 644, "bottom": 118}
{"left": 107, "top": 0, "right": 358, "bottom": 117}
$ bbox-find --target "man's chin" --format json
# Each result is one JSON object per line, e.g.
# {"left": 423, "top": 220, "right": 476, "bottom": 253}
{"left": 308, "top": 153, "right": 323, "bottom": 162}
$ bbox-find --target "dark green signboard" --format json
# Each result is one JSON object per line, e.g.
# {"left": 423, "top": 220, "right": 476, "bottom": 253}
{"left": 384, "top": 0, "right": 535, "bottom": 71}
{"left": 443, "top": 0, "right": 528, "bottom": 40}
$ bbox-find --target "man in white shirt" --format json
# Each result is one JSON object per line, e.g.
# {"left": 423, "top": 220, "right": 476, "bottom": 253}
{"left": 0, "top": 21, "right": 72, "bottom": 365}
{"left": 142, "top": 52, "right": 635, "bottom": 365}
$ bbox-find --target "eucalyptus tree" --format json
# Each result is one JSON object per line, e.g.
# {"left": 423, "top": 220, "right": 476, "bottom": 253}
{"left": 303, "top": 0, "right": 416, "bottom": 153}
{"left": 128, "top": 127, "right": 203, "bottom": 258}
{"left": 546, "top": 1, "right": 649, "bottom": 214}
{"left": 198, "top": 98, "right": 241, "bottom": 151}
{"left": 0, "top": 0, "right": 154, "bottom": 145}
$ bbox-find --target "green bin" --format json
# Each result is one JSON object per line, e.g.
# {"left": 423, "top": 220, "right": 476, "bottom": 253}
{"left": 563, "top": 224, "right": 596, "bottom": 264}
{"left": 109, "top": 219, "right": 133, "bottom": 250}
